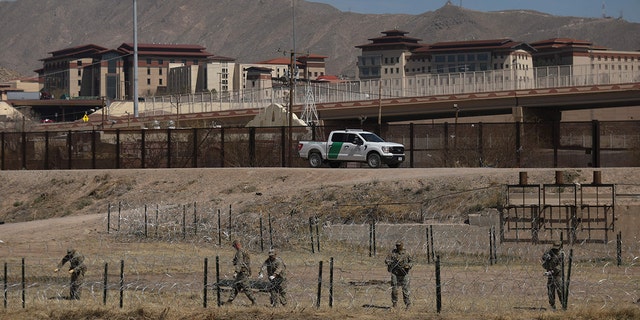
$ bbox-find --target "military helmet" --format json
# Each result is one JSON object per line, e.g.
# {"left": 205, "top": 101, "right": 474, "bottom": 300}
{"left": 552, "top": 241, "right": 562, "bottom": 249}
{"left": 268, "top": 249, "right": 277, "bottom": 256}
{"left": 395, "top": 240, "right": 404, "bottom": 247}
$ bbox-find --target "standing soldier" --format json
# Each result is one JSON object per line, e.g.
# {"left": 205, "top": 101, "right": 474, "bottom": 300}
{"left": 542, "top": 241, "right": 564, "bottom": 309}
{"left": 384, "top": 240, "right": 413, "bottom": 309}
{"left": 225, "top": 240, "right": 256, "bottom": 306}
{"left": 54, "top": 248, "right": 87, "bottom": 300}
{"left": 258, "top": 249, "right": 287, "bottom": 307}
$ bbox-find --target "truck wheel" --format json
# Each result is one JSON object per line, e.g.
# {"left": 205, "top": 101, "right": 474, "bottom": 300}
{"left": 309, "top": 152, "right": 323, "bottom": 168}
{"left": 367, "top": 153, "right": 382, "bottom": 168}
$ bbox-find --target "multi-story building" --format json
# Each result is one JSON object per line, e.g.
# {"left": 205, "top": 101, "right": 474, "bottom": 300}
{"left": 530, "top": 38, "right": 640, "bottom": 84}
{"left": 356, "top": 29, "right": 423, "bottom": 80}
{"left": 357, "top": 29, "right": 640, "bottom": 86}
{"left": 356, "top": 29, "right": 535, "bottom": 83}
{"left": 116, "top": 43, "right": 214, "bottom": 97}
{"left": 38, "top": 43, "right": 215, "bottom": 100}
{"left": 37, "top": 43, "right": 328, "bottom": 104}
{"left": 38, "top": 44, "right": 109, "bottom": 99}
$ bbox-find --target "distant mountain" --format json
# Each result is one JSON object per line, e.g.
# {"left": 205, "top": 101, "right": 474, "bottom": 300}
{"left": 1, "top": 0, "right": 639, "bottom": 81}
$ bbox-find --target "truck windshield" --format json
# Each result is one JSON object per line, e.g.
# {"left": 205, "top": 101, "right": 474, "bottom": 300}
{"left": 360, "top": 133, "right": 385, "bottom": 142}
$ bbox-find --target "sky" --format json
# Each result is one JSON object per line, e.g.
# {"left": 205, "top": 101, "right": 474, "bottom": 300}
{"left": 310, "top": 0, "right": 640, "bottom": 23}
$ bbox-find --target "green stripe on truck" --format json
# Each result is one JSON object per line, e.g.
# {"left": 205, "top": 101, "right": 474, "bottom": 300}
{"left": 328, "top": 142, "right": 343, "bottom": 159}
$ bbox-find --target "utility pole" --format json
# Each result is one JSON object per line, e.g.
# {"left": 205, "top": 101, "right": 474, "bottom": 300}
{"left": 288, "top": 51, "right": 295, "bottom": 167}
{"left": 132, "top": 0, "right": 139, "bottom": 117}
{"left": 280, "top": 47, "right": 308, "bottom": 166}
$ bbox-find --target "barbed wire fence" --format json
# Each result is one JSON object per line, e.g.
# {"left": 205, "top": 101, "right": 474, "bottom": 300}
{"left": 2, "top": 200, "right": 639, "bottom": 314}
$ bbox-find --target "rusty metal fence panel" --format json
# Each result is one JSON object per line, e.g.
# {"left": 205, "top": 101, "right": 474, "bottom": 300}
{"left": 2, "top": 121, "right": 640, "bottom": 170}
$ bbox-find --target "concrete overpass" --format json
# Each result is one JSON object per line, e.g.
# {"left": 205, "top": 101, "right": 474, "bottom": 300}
{"left": 311, "top": 83, "right": 640, "bottom": 125}
{"left": 16, "top": 82, "right": 640, "bottom": 131}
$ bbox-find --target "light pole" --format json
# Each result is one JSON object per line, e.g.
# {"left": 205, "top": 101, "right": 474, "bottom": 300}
{"left": 512, "top": 58, "right": 517, "bottom": 90}
{"left": 132, "top": 0, "right": 139, "bottom": 117}
{"left": 218, "top": 72, "right": 222, "bottom": 111}
{"left": 453, "top": 103, "right": 460, "bottom": 148}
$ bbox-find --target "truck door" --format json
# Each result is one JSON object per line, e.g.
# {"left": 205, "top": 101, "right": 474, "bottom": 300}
{"left": 343, "top": 133, "right": 366, "bottom": 161}
{"left": 327, "top": 132, "right": 345, "bottom": 160}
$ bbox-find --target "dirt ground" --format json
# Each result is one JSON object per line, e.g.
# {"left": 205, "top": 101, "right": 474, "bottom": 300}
{"left": 1, "top": 167, "right": 639, "bottom": 247}
{"left": 1, "top": 167, "right": 639, "bottom": 320}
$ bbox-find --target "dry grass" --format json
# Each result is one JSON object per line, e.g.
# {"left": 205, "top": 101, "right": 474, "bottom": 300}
{"left": 1, "top": 168, "right": 640, "bottom": 319}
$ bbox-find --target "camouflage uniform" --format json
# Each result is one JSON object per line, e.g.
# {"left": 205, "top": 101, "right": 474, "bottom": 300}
{"left": 384, "top": 241, "right": 413, "bottom": 308}
{"left": 56, "top": 248, "right": 87, "bottom": 300}
{"left": 541, "top": 243, "right": 564, "bottom": 309}
{"left": 260, "top": 249, "right": 287, "bottom": 307}
{"left": 226, "top": 241, "right": 256, "bottom": 305}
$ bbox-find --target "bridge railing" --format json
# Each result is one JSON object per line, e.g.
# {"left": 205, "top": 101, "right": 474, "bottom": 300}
{"left": 139, "top": 64, "right": 640, "bottom": 116}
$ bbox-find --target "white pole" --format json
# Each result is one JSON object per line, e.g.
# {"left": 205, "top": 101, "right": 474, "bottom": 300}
{"left": 133, "top": 0, "right": 139, "bottom": 117}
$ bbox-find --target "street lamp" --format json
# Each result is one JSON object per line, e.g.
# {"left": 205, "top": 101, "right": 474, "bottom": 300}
{"left": 453, "top": 103, "right": 460, "bottom": 148}
{"left": 217, "top": 72, "right": 222, "bottom": 110}
{"left": 512, "top": 58, "right": 517, "bottom": 90}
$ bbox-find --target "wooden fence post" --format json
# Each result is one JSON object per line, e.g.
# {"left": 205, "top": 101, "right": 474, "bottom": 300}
{"left": 103, "top": 263, "right": 108, "bottom": 305}
{"left": 316, "top": 261, "right": 323, "bottom": 308}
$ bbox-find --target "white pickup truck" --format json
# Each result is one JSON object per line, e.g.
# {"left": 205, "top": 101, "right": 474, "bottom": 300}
{"left": 297, "top": 129, "right": 405, "bottom": 168}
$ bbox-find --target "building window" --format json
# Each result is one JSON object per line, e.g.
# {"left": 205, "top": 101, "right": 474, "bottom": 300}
{"left": 467, "top": 54, "right": 475, "bottom": 61}
{"left": 435, "top": 56, "right": 445, "bottom": 63}
{"left": 146, "top": 58, "right": 152, "bottom": 65}
{"left": 147, "top": 79, "right": 151, "bottom": 85}
{"left": 147, "top": 68, "right": 151, "bottom": 75}
{"left": 78, "top": 80, "right": 81, "bottom": 86}
{"left": 478, "top": 53, "right": 488, "bottom": 60}
{"left": 77, "top": 60, "right": 83, "bottom": 66}
{"left": 159, "top": 79, "right": 163, "bottom": 85}
{"left": 159, "top": 59, "right": 164, "bottom": 65}
{"left": 447, "top": 55, "right": 455, "bottom": 63}
{"left": 458, "top": 54, "right": 465, "bottom": 62}
{"left": 384, "top": 57, "right": 388, "bottom": 64}
{"left": 159, "top": 68, "right": 163, "bottom": 75}
{"left": 77, "top": 70, "right": 82, "bottom": 76}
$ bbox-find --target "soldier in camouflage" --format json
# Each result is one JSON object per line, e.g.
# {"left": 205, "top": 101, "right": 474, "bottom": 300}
{"left": 225, "top": 240, "right": 256, "bottom": 305}
{"left": 542, "top": 241, "right": 564, "bottom": 309}
{"left": 54, "top": 248, "right": 87, "bottom": 300}
{"left": 384, "top": 240, "right": 413, "bottom": 309}
{"left": 258, "top": 249, "right": 287, "bottom": 307}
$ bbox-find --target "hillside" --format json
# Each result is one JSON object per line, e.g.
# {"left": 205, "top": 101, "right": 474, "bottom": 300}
{"left": 1, "top": 0, "right": 639, "bottom": 80}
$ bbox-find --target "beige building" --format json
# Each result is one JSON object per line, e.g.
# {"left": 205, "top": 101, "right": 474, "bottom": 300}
{"left": 357, "top": 29, "right": 640, "bottom": 87}
{"left": 530, "top": 38, "right": 640, "bottom": 84}
{"left": 38, "top": 43, "right": 214, "bottom": 100}
{"left": 356, "top": 29, "right": 535, "bottom": 83}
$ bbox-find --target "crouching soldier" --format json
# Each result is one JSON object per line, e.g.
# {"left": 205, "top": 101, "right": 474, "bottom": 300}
{"left": 54, "top": 248, "right": 87, "bottom": 300}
